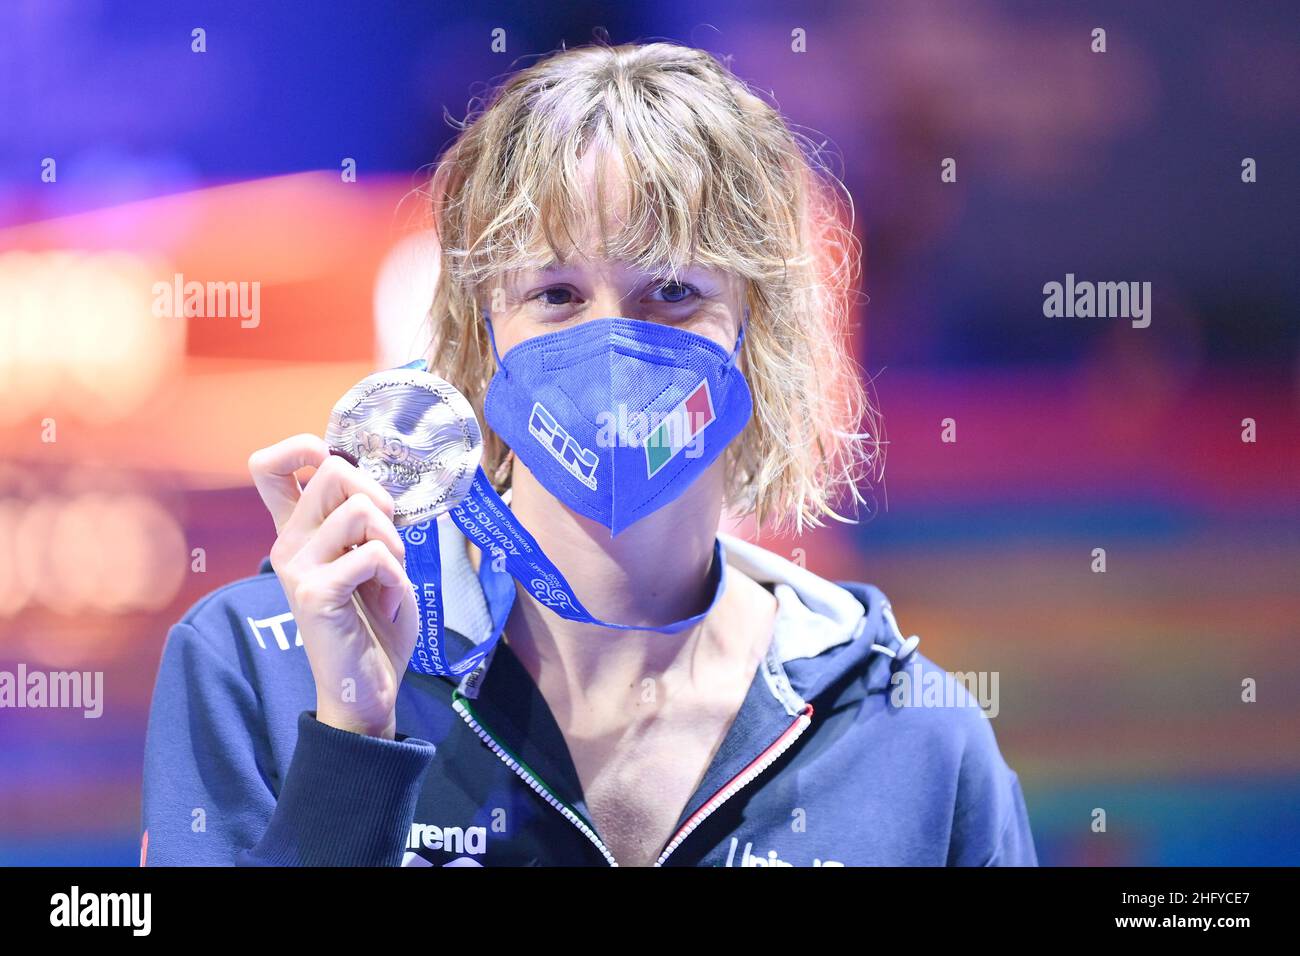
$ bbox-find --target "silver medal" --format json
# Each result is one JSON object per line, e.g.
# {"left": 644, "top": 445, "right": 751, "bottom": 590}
{"left": 325, "top": 367, "right": 483, "bottom": 527}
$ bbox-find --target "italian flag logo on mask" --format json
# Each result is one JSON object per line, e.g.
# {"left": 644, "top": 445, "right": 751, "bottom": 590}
{"left": 645, "top": 380, "right": 716, "bottom": 478}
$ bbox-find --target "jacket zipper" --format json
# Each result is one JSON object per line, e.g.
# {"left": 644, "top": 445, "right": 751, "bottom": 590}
{"left": 453, "top": 689, "right": 814, "bottom": 868}
{"left": 654, "top": 702, "right": 814, "bottom": 867}
{"left": 452, "top": 692, "right": 618, "bottom": 866}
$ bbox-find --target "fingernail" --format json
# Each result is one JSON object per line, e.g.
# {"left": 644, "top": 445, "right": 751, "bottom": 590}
{"left": 391, "top": 603, "right": 401, "bottom": 623}
{"left": 328, "top": 446, "right": 359, "bottom": 467}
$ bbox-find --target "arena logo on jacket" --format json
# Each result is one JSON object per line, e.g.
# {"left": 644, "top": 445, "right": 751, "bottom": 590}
{"left": 402, "top": 853, "right": 483, "bottom": 867}
{"left": 401, "top": 821, "right": 488, "bottom": 867}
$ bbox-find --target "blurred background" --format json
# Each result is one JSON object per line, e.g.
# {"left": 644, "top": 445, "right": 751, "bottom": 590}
{"left": 1, "top": 0, "right": 1297, "bottom": 865}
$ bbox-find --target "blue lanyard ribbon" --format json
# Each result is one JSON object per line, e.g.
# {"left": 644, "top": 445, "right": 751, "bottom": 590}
{"left": 399, "top": 465, "right": 727, "bottom": 677}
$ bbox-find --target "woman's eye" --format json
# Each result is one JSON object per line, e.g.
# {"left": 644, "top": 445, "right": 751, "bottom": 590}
{"left": 533, "top": 287, "right": 576, "bottom": 307}
{"left": 652, "top": 281, "right": 699, "bottom": 304}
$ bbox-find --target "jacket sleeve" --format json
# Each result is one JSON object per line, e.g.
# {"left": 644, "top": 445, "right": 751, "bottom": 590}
{"left": 947, "top": 713, "right": 1039, "bottom": 866}
{"left": 989, "top": 771, "right": 1038, "bottom": 865}
{"left": 141, "top": 620, "right": 438, "bottom": 866}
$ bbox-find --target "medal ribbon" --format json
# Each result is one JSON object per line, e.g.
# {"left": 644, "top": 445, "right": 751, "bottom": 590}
{"left": 400, "top": 466, "right": 727, "bottom": 677}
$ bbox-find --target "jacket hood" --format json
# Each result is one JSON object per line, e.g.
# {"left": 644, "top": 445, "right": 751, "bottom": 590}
{"left": 717, "top": 531, "right": 922, "bottom": 704}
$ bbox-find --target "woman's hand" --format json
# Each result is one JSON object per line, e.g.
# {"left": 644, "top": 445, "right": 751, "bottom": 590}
{"left": 248, "top": 434, "right": 418, "bottom": 740}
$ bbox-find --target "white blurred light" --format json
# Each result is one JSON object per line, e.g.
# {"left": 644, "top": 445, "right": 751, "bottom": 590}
{"left": 0, "top": 491, "right": 186, "bottom": 620}
{"left": 373, "top": 230, "right": 439, "bottom": 368}
{"left": 0, "top": 499, "right": 36, "bottom": 617}
{"left": 0, "top": 249, "right": 185, "bottom": 425}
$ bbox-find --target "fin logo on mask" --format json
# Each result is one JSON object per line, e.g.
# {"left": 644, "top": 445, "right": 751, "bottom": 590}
{"left": 528, "top": 401, "right": 598, "bottom": 490}
{"left": 644, "top": 379, "right": 716, "bottom": 478}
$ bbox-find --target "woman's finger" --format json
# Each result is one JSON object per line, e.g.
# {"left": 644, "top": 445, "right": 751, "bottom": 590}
{"left": 295, "top": 539, "right": 409, "bottom": 617}
{"left": 283, "top": 452, "right": 396, "bottom": 544}
{"left": 295, "top": 492, "right": 406, "bottom": 569}
{"left": 247, "top": 434, "right": 331, "bottom": 534}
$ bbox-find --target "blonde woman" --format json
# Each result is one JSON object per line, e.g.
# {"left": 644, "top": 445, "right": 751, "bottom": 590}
{"left": 142, "top": 40, "right": 1036, "bottom": 867}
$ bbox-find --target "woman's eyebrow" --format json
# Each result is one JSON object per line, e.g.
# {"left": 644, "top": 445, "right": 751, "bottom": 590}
{"left": 502, "top": 261, "right": 567, "bottom": 286}
{"left": 516, "top": 258, "right": 581, "bottom": 279}
{"left": 512, "top": 260, "right": 722, "bottom": 284}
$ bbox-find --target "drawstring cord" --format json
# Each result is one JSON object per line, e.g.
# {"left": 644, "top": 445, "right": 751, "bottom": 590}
{"left": 872, "top": 603, "right": 921, "bottom": 672}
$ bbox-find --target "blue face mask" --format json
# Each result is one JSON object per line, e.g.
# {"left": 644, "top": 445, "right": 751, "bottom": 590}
{"left": 481, "top": 310, "right": 753, "bottom": 536}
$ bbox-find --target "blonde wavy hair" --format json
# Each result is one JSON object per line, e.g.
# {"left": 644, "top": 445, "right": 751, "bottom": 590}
{"left": 425, "top": 40, "right": 881, "bottom": 534}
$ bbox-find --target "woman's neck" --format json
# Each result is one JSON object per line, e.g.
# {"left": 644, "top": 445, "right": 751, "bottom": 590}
{"left": 469, "top": 458, "right": 735, "bottom": 701}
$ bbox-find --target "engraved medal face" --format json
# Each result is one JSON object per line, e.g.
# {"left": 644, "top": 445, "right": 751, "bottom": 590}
{"left": 325, "top": 368, "right": 483, "bottom": 527}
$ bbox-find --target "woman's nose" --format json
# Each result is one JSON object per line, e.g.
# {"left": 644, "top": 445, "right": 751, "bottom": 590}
{"left": 587, "top": 288, "right": 631, "bottom": 319}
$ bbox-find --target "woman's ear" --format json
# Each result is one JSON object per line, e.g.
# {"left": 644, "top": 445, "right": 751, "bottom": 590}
{"left": 489, "top": 446, "right": 516, "bottom": 489}
{"left": 735, "top": 300, "right": 752, "bottom": 376}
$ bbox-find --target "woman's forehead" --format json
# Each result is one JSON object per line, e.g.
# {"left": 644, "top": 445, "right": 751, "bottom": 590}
{"left": 468, "top": 135, "right": 748, "bottom": 288}
{"left": 503, "top": 254, "right": 730, "bottom": 284}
